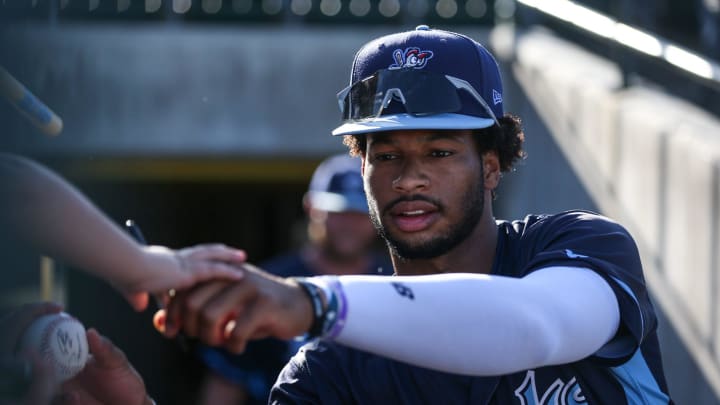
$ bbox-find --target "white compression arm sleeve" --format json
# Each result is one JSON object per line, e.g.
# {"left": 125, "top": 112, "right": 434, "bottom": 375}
{"left": 329, "top": 267, "right": 620, "bottom": 376}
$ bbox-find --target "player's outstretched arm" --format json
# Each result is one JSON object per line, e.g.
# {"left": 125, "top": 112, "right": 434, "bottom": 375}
{"left": 0, "top": 153, "right": 246, "bottom": 311}
{"left": 156, "top": 263, "right": 313, "bottom": 351}
{"left": 158, "top": 266, "right": 619, "bottom": 376}
{"left": 326, "top": 267, "right": 620, "bottom": 375}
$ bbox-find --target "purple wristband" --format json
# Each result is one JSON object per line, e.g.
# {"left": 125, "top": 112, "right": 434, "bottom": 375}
{"left": 324, "top": 278, "right": 348, "bottom": 339}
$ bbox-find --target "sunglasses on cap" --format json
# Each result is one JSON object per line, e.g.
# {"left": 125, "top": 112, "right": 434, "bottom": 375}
{"left": 336, "top": 68, "right": 500, "bottom": 126}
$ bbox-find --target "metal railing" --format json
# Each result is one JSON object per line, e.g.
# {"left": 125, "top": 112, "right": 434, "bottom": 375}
{"left": 516, "top": 0, "right": 720, "bottom": 117}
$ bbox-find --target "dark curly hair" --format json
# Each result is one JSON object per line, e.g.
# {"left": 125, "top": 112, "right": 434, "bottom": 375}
{"left": 342, "top": 113, "right": 526, "bottom": 173}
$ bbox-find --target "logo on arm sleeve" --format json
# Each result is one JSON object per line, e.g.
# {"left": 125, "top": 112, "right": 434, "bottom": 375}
{"left": 391, "top": 282, "right": 415, "bottom": 300}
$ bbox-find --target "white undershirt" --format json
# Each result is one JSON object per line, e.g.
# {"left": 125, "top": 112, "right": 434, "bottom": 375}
{"left": 325, "top": 266, "right": 620, "bottom": 376}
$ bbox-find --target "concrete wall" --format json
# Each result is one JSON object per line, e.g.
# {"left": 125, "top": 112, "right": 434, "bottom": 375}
{"left": 512, "top": 26, "right": 720, "bottom": 404}
{"left": 0, "top": 24, "right": 402, "bottom": 157}
{"left": 1, "top": 24, "right": 498, "bottom": 159}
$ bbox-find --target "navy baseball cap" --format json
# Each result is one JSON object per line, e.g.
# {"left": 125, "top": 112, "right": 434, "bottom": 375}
{"left": 332, "top": 25, "right": 503, "bottom": 136}
{"left": 306, "top": 154, "right": 368, "bottom": 213}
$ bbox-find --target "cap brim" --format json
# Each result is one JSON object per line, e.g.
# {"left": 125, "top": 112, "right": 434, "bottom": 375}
{"left": 308, "top": 191, "right": 369, "bottom": 213}
{"left": 331, "top": 113, "right": 496, "bottom": 136}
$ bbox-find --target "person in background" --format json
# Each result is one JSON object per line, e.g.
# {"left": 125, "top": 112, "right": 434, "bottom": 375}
{"left": 196, "top": 153, "right": 391, "bottom": 405}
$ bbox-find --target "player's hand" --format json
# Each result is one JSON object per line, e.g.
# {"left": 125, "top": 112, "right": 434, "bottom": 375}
{"left": 119, "top": 243, "right": 248, "bottom": 311}
{"left": 53, "top": 328, "right": 151, "bottom": 405}
{"left": 154, "top": 263, "right": 313, "bottom": 353}
{"left": 0, "top": 302, "right": 63, "bottom": 405}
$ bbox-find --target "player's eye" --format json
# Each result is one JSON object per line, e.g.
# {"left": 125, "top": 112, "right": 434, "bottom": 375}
{"left": 430, "top": 150, "right": 452, "bottom": 158}
{"left": 373, "top": 153, "right": 398, "bottom": 161}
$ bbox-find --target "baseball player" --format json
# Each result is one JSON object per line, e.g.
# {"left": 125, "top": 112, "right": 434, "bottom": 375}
{"left": 159, "top": 26, "right": 672, "bottom": 404}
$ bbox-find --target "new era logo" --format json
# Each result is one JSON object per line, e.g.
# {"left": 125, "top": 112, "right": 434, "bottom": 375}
{"left": 492, "top": 89, "right": 502, "bottom": 105}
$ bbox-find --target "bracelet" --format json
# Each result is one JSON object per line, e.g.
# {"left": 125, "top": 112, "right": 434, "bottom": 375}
{"left": 316, "top": 277, "right": 347, "bottom": 339}
{"left": 294, "top": 278, "right": 326, "bottom": 338}
{"left": 292, "top": 277, "right": 348, "bottom": 340}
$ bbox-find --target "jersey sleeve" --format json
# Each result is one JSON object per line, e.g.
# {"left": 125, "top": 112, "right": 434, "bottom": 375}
{"left": 270, "top": 340, "right": 354, "bottom": 404}
{"left": 518, "top": 210, "right": 656, "bottom": 365}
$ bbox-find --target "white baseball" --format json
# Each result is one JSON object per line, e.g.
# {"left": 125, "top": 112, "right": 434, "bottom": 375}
{"left": 19, "top": 312, "right": 89, "bottom": 383}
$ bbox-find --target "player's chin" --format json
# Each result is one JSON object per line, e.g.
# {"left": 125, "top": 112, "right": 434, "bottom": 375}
{"left": 385, "top": 232, "right": 431, "bottom": 251}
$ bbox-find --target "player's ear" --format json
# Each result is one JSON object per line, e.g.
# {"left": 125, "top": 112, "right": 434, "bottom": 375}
{"left": 482, "top": 152, "right": 500, "bottom": 190}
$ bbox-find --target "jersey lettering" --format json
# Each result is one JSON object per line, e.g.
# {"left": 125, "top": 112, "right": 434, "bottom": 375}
{"left": 514, "top": 370, "right": 586, "bottom": 405}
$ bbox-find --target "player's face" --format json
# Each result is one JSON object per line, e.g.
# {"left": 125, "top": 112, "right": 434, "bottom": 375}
{"left": 323, "top": 210, "right": 377, "bottom": 260}
{"left": 362, "top": 129, "right": 486, "bottom": 259}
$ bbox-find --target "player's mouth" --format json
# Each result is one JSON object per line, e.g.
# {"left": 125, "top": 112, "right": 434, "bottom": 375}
{"left": 387, "top": 200, "right": 440, "bottom": 233}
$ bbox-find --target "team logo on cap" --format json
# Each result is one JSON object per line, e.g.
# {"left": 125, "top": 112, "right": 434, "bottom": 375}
{"left": 388, "top": 47, "right": 434, "bottom": 70}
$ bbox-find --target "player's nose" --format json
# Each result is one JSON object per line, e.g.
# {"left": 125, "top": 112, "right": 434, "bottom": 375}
{"left": 392, "top": 159, "right": 429, "bottom": 192}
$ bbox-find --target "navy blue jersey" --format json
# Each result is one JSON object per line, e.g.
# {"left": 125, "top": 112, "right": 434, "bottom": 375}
{"left": 270, "top": 211, "right": 672, "bottom": 404}
{"left": 198, "top": 251, "right": 392, "bottom": 404}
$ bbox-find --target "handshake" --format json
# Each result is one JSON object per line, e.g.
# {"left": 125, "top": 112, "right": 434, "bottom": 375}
{"left": 148, "top": 255, "right": 315, "bottom": 354}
